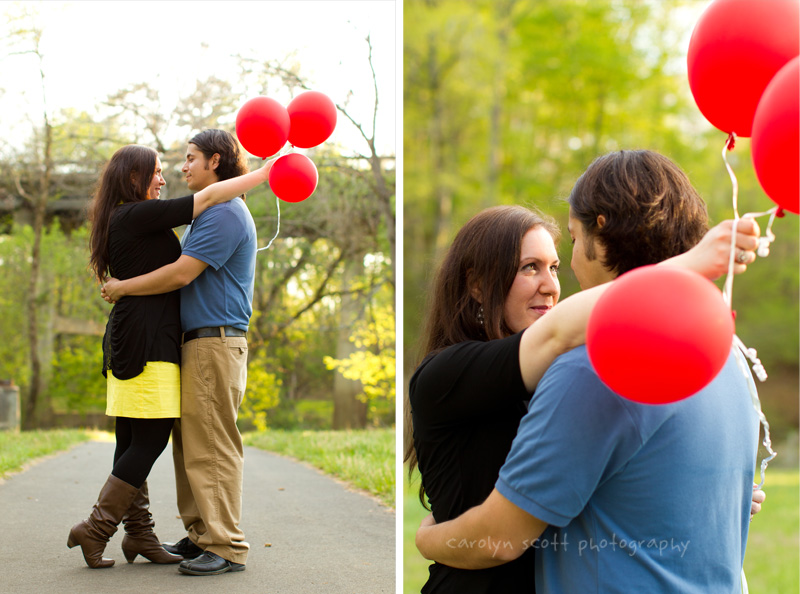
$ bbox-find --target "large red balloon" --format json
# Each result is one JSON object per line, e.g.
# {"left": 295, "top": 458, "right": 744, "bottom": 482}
{"left": 235, "top": 96, "right": 290, "bottom": 158}
{"left": 287, "top": 91, "right": 337, "bottom": 148}
{"left": 268, "top": 153, "right": 318, "bottom": 203}
{"left": 586, "top": 266, "right": 734, "bottom": 405}
{"left": 751, "top": 56, "right": 800, "bottom": 214}
{"left": 687, "top": 0, "right": 799, "bottom": 137}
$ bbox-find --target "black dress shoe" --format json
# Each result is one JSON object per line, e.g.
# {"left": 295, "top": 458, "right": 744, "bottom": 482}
{"left": 178, "top": 551, "right": 245, "bottom": 576}
{"left": 162, "top": 536, "right": 204, "bottom": 560}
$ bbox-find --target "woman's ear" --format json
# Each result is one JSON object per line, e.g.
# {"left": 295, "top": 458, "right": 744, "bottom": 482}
{"left": 467, "top": 269, "right": 482, "bottom": 303}
{"left": 596, "top": 214, "right": 606, "bottom": 229}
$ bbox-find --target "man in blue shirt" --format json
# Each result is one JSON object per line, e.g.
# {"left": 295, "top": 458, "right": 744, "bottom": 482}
{"left": 103, "top": 130, "right": 263, "bottom": 576}
{"left": 415, "top": 150, "right": 760, "bottom": 593}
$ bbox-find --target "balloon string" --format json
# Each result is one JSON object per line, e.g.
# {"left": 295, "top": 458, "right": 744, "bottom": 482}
{"left": 257, "top": 145, "right": 294, "bottom": 253}
{"left": 721, "top": 134, "right": 740, "bottom": 308}
{"left": 721, "top": 133, "right": 777, "bottom": 491}
{"left": 723, "top": 133, "right": 739, "bottom": 215}
{"left": 258, "top": 196, "right": 281, "bottom": 252}
{"left": 733, "top": 339, "right": 777, "bottom": 490}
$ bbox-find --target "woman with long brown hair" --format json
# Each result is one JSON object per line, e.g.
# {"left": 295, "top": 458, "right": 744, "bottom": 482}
{"left": 405, "top": 197, "right": 761, "bottom": 593}
{"left": 68, "top": 144, "right": 270, "bottom": 569}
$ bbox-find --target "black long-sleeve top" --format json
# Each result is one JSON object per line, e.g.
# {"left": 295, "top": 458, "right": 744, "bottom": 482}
{"left": 101, "top": 195, "right": 194, "bottom": 380}
{"left": 409, "top": 331, "right": 536, "bottom": 594}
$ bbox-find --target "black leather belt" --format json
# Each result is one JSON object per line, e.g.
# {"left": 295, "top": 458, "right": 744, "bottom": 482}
{"left": 183, "top": 326, "right": 247, "bottom": 343}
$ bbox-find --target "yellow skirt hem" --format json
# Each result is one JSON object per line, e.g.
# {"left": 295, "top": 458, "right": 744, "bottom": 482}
{"left": 106, "top": 361, "right": 181, "bottom": 418}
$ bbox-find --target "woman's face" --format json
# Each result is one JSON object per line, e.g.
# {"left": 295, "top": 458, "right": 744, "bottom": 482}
{"left": 146, "top": 157, "right": 166, "bottom": 200}
{"left": 503, "top": 226, "right": 561, "bottom": 334}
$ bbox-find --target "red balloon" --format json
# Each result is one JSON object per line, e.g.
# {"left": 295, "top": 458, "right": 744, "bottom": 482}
{"left": 751, "top": 56, "right": 800, "bottom": 214}
{"left": 235, "top": 96, "right": 290, "bottom": 158}
{"left": 586, "top": 266, "right": 734, "bottom": 405}
{"left": 287, "top": 91, "right": 337, "bottom": 148}
{"left": 268, "top": 153, "right": 318, "bottom": 203}
{"left": 687, "top": 0, "right": 799, "bottom": 137}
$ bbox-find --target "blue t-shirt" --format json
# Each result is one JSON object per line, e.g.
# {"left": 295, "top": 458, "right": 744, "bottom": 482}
{"left": 496, "top": 346, "right": 758, "bottom": 594}
{"left": 180, "top": 198, "right": 257, "bottom": 332}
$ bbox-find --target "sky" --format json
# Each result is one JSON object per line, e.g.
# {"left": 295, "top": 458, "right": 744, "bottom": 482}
{"left": 0, "top": 0, "right": 396, "bottom": 157}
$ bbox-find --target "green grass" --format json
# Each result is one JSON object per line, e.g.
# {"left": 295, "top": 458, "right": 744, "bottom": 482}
{"left": 403, "top": 468, "right": 799, "bottom": 594}
{"left": 405, "top": 469, "right": 431, "bottom": 594}
{"left": 0, "top": 429, "right": 92, "bottom": 477}
{"left": 243, "top": 428, "right": 395, "bottom": 508}
{"left": 743, "top": 469, "right": 800, "bottom": 592}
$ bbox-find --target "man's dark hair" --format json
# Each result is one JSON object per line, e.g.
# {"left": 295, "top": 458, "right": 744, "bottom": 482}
{"left": 568, "top": 150, "right": 709, "bottom": 277}
{"left": 189, "top": 129, "right": 250, "bottom": 197}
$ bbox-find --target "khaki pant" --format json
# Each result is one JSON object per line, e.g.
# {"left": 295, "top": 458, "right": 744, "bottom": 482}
{"left": 173, "top": 332, "right": 249, "bottom": 564}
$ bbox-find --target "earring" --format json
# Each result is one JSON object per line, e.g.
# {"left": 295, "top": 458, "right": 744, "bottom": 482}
{"left": 477, "top": 306, "right": 485, "bottom": 327}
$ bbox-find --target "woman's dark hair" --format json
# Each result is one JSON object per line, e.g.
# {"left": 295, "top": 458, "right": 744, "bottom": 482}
{"left": 88, "top": 145, "right": 158, "bottom": 283}
{"left": 568, "top": 150, "right": 709, "bottom": 276}
{"left": 189, "top": 129, "right": 249, "bottom": 198}
{"left": 404, "top": 205, "right": 560, "bottom": 505}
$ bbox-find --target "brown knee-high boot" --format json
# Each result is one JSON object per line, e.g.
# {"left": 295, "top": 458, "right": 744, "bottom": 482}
{"left": 120, "top": 481, "right": 182, "bottom": 564}
{"left": 68, "top": 474, "right": 140, "bottom": 568}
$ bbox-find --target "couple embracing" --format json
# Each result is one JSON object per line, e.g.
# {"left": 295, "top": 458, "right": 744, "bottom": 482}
{"left": 68, "top": 130, "right": 267, "bottom": 576}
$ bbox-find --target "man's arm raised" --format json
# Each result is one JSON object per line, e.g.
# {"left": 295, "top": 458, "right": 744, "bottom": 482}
{"left": 190, "top": 158, "right": 274, "bottom": 219}
{"left": 516, "top": 217, "right": 760, "bottom": 393}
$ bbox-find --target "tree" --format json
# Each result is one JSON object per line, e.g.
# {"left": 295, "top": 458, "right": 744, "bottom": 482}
{"left": 3, "top": 9, "right": 55, "bottom": 427}
{"left": 248, "top": 35, "right": 396, "bottom": 429}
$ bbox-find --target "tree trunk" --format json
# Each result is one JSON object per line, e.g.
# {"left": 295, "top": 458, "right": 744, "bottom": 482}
{"left": 23, "top": 195, "right": 46, "bottom": 429}
{"left": 23, "top": 91, "right": 53, "bottom": 428}
{"left": 332, "top": 253, "right": 368, "bottom": 429}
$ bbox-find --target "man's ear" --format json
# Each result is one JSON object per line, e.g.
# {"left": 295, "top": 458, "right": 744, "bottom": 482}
{"left": 210, "top": 153, "right": 221, "bottom": 171}
{"left": 596, "top": 214, "right": 606, "bottom": 229}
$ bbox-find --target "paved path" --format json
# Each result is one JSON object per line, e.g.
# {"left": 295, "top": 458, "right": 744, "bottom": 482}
{"left": 0, "top": 440, "right": 395, "bottom": 593}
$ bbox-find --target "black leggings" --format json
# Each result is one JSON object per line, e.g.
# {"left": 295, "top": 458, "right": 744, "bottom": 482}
{"left": 111, "top": 417, "right": 174, "bottom": 489}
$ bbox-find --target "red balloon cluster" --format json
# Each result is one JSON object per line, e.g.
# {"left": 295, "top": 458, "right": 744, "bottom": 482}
{"left": 586, "top": 266, "right": 735, "bottom": 405}
{"left": 687, "top": 0, "right": 799, "bottom": 213}
{"left": 235, "top": 91, "right": 337, "bottom": 202}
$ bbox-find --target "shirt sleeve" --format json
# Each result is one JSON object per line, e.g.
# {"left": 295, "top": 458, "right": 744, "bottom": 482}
{"left": 119, "top": 195, "right": 194, "bottom": 233}
{"left": 410, "top": 332, "right": 529, "bottom": 424}
{"left": 181, "top": 201, "right": 246, "bottom": 270}
{"left": 496, "top": 347, "right": 647, "bottom": 527}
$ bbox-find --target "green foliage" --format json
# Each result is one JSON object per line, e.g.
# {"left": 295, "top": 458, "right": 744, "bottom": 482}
{"left": 48, "top": 336, "right": 106, "bottom": 413}
{"left": 262, "top": 399, "right": 335, "bottom": 431}
{"left": 0, "top": 229, "right": 32, "bottom": 385}
{"left": 243, "top": 428, "right": 395, "bottom": 507}
{"left": 324, "top": 297, "right": 396, "bottom": 406}
{"left": 239, "top": 352, "right": 282, "bottom": 432}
